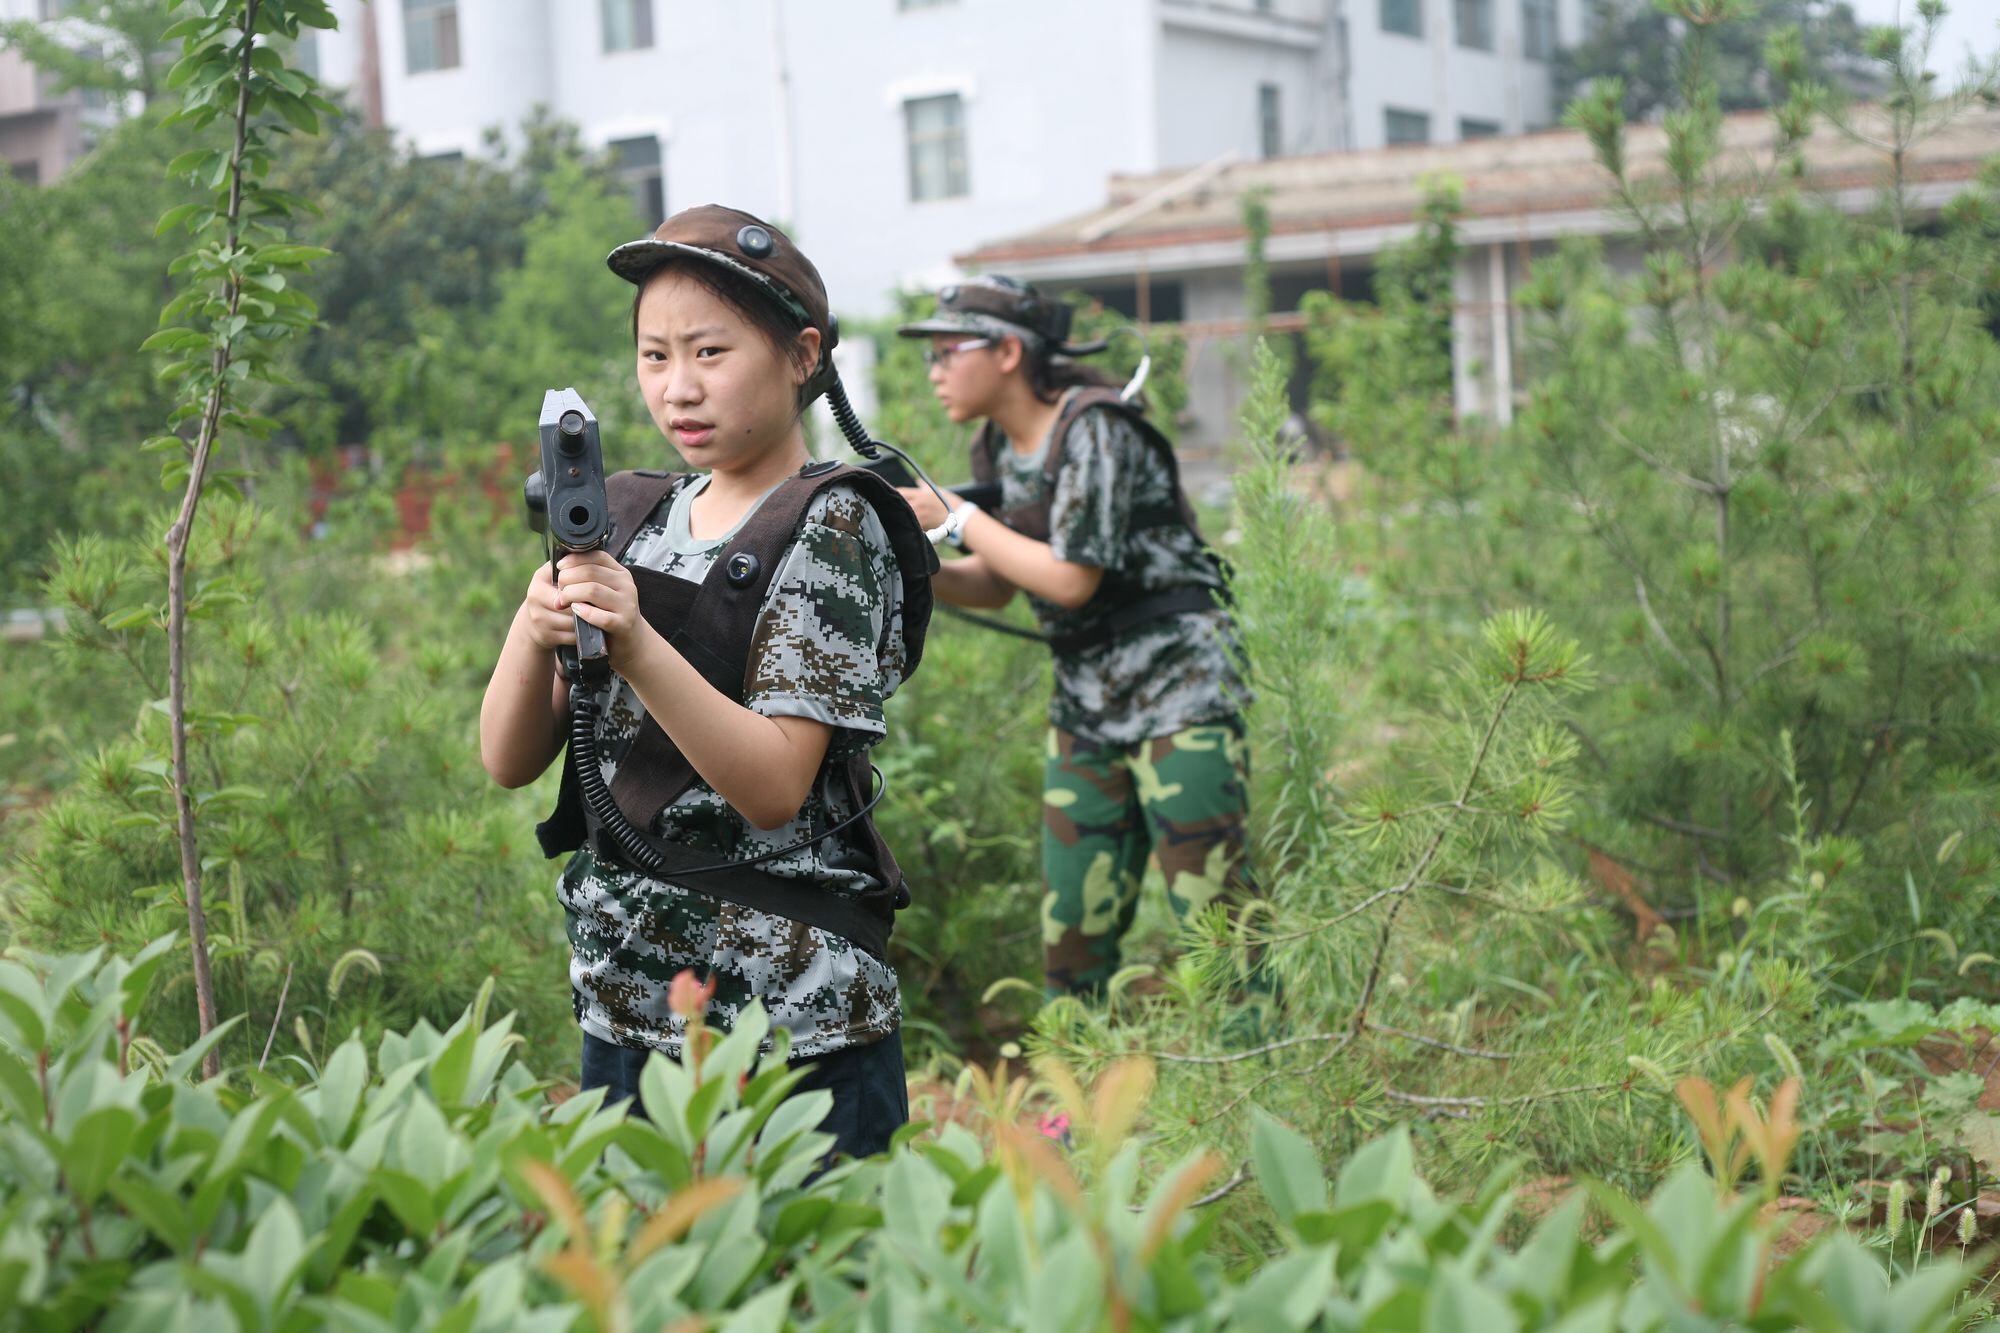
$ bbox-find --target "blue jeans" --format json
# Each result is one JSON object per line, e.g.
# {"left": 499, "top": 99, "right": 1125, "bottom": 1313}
{"left": 579, "top": 1027, "right": 908, "bottom": 1162}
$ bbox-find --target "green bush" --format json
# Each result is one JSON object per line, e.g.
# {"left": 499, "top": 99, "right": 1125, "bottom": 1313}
{"left": 2, "top": 471, "right": 573, "bottom": 1064}
{"left": 1, "top": 942, "right": 1983, "bottom": 1330}
{"left": 1301, "top": 10, "right": 2000, "bottom": 959}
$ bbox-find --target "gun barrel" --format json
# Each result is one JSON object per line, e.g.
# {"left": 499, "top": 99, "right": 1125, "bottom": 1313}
{"left": 535, "top": 388, "right": 611, "bottom": 553}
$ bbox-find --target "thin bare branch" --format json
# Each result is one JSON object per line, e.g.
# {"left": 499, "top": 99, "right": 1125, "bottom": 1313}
{"left": 1633, "top": 576, "right": 1718, "bottom": 701}
{"left": 257, "top": 962, "right": 293, "bottom": 1072}
{"left": 1366, "top": 1022, "right": 1512, "bottom": 1060}
{"left": 1383, "top": 1080, "right": 1631, "bottom": 1109}
{"left": 1151, "top": 1028, "right": 1357, "bottom": 1067}
{"left": 1606, "top": 422, "right": 1717, "bottom": 494}
{"left": 166, "top": 0, "right": 261, "bottom": 1081}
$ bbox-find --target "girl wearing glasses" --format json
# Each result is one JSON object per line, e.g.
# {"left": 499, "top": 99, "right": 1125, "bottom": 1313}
{"left": 895, "top": 277, "right": 1267, "bottom": 1008}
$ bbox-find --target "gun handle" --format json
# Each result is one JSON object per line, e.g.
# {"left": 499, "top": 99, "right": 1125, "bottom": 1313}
{"left": 573, "top": 613, "right": 610, "bottom": 681}
{"left": 955, "top": 479, "right": 1004, "bottom": 511}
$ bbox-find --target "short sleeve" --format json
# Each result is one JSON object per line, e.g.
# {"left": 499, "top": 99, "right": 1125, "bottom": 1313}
{"left": 741, "top": 484, "right": 904, "bottom": 754}
{"left": 1045, "top": 408, "right": 1140, "bottom": 569}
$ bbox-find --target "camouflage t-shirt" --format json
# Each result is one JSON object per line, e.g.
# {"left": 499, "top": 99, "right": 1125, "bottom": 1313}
{"left": 986, "top": 397, "right": 1250, "bottom": 746}
{"left": 557, "top": 475, "right": 906, "bottom": 1060}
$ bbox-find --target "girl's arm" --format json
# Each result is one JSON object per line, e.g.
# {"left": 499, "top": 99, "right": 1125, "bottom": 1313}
{"left": 553, "top": 551, "right": 831, "bottom": 830}
{"left": 479, "top": 561, "right": 573, "bottom": 788}
{"left": 953, "top": 509, "right": 1103, "bottom": 609}
{"left": 929, "top": 551, "right": 1020, "bottom": 609}
{"left": 899, "top": 486, "right": 1104, "bottom": 610}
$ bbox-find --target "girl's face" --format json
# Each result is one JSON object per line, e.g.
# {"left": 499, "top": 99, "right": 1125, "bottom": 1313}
{"left": 635, "top": 268, "right": 819, "bottom": 474}
{"left": 926, "top": 333, "right": 1016, "bottom": 424}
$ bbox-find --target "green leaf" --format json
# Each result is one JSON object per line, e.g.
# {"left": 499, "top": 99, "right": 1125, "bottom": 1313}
{"left": 314, "top": 1037, "right": 367, "bottom": 1145}
{"left": 308, "top": 1181, "right": 380, "bottom": 1289}
{"left": 256, "top": 244, "right": 333, "bottom": 267}
{"left": 1231, "top": 1247, "right": 1335, "bottom": 1328}
{"left": 428, "top": 1017, "right": 478, "bottom": 1107}
{"left": 0, "top": 965, "right": 48, "bottom": 1052}
{"left": 716, "top": 1280, "right": 798, "bottom": 1333}
{"left": 273, "top": 94, "right": 319, "bottom": 135}
{"left": 106, "top": 1172, "right": 194, "bottom": 1252}
{"left": 370, "top": 1167, "right": 437, "bottom": 1237}
{"left": 1294, "top": 1198, "right": 1394, "bottom": 1255}
{"left": 0, "top": 1047, "right": 41, "bottom": 1123}
{"left": 165, "top": 148, "right": 218, "bottom": 177}
{"left": 1334, "top": 1124, "right": 1415, "bottom": 1208}
{"left": 1252, "top": 1109, "right": 1331, "bottom": 1226}
{"left": 101, "top": 606, "right": 159, "bottom": 632}
{"left": 242, "top": 1195, "right": 309, "bottom": 1313}
{"left": 153, "top": 204, "right": 205, "bottom": 237}
{"left": 1425, "top": 1266, "right": 1519, "bottom": 1333}
{"left": 164, "top": 1015, "right": 245, "bottom": 1083}
{"left": 61, "top": 1105, "right": 140, "bottom": 1206}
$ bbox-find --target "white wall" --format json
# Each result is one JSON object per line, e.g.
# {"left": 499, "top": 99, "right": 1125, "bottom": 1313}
{"left": 370, "top": 0, "right": 554, "bottom": 157}
{"left": 309, "top": 0, "right": 1577, "bottom": 326}
{"left": 1342, "top": 0, "right": 1576, "bottom": 147}
{"left": 1154, "top": 23, "right": 1326, "bottom": 164}
{"left": 322, "top": 0, "right": 1162, "bottom": 319}
{"left": 554, "top": 5, "right": 782, "bottom": 221}
{"left": 783, "top": 0, "right": 1157, "bottom": 317}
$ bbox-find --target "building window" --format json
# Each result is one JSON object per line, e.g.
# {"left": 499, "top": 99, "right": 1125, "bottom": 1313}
{"left": 611, "top": 135, "right": 665, "bottom": 225}
{"left": 1385, "top": 107, "right": 1431, "bottom": 144}
{"left": 904, "top": 94, "right": 968, "bottom": 202}
{"left": 1522, "top": 0, "right": 1557, "bottom": 59}
{"left": 1459, "top": 117, "right": 1502, "bottom": 138}
{"left": 9, "top": 160, "right": 39, "bottom": 185}
{"left": 601, "top": 0, "right": 653, "bottom": 52}
{"left": 404, "top": 0, "right": 460, "bottom": 73}
{"left": 1455, "top": 0, "right": 1494, "bottom": 49}
{"left": 1258, "top": 83, "right": 1281, "bottom": 158}
{"left": 1380, "top": 0, "right": 1422, "bottom": 37}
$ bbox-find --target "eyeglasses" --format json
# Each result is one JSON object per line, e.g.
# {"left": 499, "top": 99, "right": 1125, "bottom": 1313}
{"left": 924, "top": 338, "right": 992, "bottom": 369}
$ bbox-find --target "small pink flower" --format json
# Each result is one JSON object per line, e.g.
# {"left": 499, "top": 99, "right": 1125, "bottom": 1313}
{"left": 1036, "top": 1112, "right": 1072, "bottom": 1141}
{"left": 668, "top": 969, "right": 716, "bottom": 1020}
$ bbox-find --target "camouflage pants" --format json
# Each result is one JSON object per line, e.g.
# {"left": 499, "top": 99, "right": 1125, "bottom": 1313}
{"left": 1041, "top": 720, "right": 1259, "bottom": 997}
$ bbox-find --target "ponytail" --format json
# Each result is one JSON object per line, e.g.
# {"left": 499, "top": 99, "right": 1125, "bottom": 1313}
{"left": 1028, "top": 350, "right": 1143, "bottom": 412}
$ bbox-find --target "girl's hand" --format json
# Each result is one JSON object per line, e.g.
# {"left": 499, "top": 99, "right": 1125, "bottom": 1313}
{"left": 897, "top": 484, "right": 957, "bottom": 530}
{"left": 556, "top": 550, "right": 657, "bottom": 671}
{"left": 519, "top": 560, "right": 575, "bottom": 651}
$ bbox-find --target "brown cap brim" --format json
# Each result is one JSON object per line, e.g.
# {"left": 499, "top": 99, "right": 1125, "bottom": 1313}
{"left": 606, "top": 239, "right": 815, "bottom": 328}
{"left": 895, "top": 314, "right": 987, "bottom": 338}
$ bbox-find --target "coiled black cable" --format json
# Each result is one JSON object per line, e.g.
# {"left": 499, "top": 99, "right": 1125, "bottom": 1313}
{"left": 825, "top": 377, "right": 1052, "bottom": 643}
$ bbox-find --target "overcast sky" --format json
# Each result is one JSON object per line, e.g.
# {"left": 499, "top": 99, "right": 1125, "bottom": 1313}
{"left": 1845, "top": 0, "right": 1998, "bottom": 80}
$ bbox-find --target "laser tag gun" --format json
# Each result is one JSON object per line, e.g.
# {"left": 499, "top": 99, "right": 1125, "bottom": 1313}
{"left": 856, "top": 453, "right": 1001, "bottom": 512}
{"left": 522, "top": 388, "right": 612, "bottom": 687}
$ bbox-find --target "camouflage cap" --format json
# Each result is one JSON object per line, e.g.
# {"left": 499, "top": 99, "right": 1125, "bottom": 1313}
{"left": 897, "top": 275, "right": 1070, "bottom": 348}
{"left": 608, "top": 205, "right": 839, "bottom": 397}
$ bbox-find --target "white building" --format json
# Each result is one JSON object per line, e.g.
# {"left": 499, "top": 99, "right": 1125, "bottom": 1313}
{"left": 0, "top": 0, "right": 129, "bottom": 184}
{"left": 957, "top": 104, "right": 2000, "bottom": 451}
{"left": 308, "top": 0, "right": 1583, "bottom": 320}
